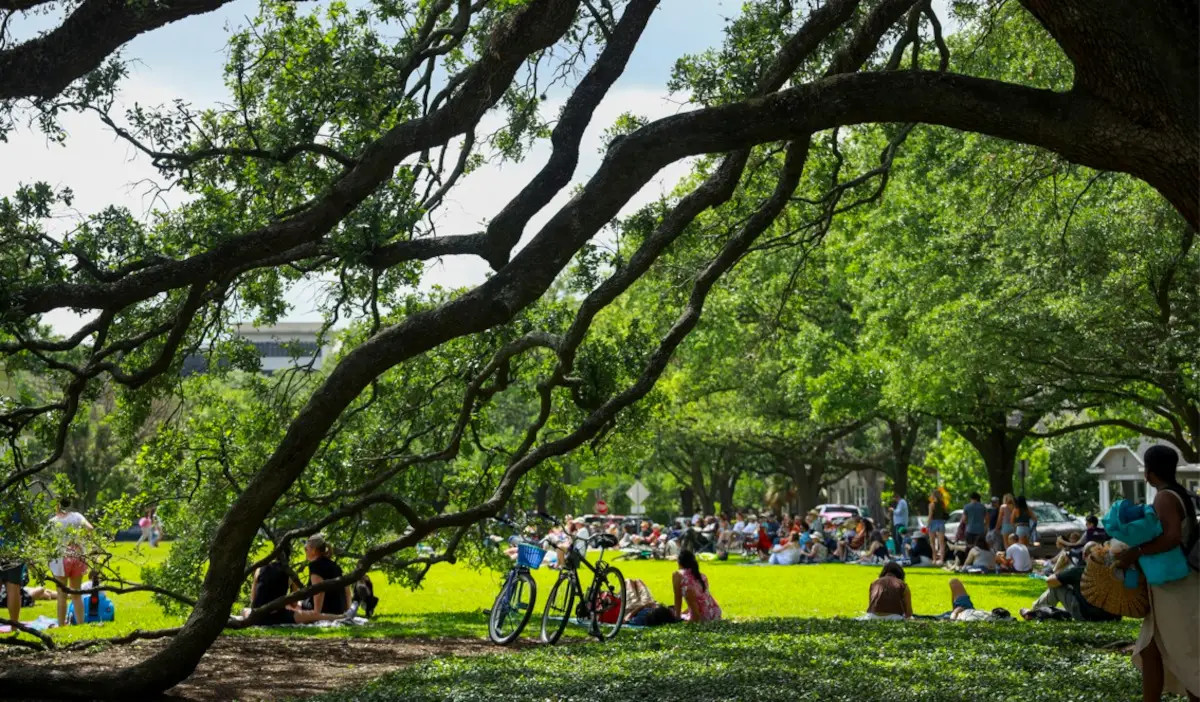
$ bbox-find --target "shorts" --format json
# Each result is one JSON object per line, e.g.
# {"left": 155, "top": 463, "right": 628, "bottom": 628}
{"left": 0, "top": 562, "right": 23, "bottom": 585}
{"left": 49, "top": 557, "right": 87, "bottom": 579}
{"left": 929, "top": 520, "right": 946, "bottom": 532}
{"left": 953, "top": 595, "right": 974, "bottom": 610}
{"left": 1001, "top": 523, "right": 1015, "bottom": 536}
{"left": 1015, "top": 525, "right": 1031, "bottom": 539}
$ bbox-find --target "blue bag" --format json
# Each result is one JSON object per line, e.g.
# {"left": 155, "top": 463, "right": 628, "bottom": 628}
{"left": 67, "top": 591, "right": 115, "bottom": 624}
{"left": 1103, "top": 500, "right": 1190, "bottom": 586}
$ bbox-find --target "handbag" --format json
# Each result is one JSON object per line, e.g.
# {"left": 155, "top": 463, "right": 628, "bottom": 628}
{"left": 1081, "top": 546, "right": 1149, "bottom": 618}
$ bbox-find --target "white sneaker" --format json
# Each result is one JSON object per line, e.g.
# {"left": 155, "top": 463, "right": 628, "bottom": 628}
{"left": 342, "top": 601, "right": 360, "bottom": 621}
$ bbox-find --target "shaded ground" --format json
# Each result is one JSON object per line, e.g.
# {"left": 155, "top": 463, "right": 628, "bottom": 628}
{"left": 1, "top": 634, "right": 510, "bottom": 701}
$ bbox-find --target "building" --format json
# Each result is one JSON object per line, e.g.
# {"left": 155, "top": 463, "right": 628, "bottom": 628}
{"left": 235, "top": 323, "right": 335, "bottom": 373}
{"left": 1088, "top": 441, "right": 1200, "bottom": 513}
{"left": 182, "top": 322, "right": 336, "bottom": 375}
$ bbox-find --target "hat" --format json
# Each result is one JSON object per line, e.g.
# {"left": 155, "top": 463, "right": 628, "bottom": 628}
{"left": 1081, "top": 545, "right": 1148, "bottom": 618}
{"left": 990, "top": 496, "right": 1000, "bottom": 503}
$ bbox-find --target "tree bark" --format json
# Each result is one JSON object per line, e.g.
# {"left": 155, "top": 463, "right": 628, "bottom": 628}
{"left": 956, "top": 422, "right": 1024, "bottom": 498}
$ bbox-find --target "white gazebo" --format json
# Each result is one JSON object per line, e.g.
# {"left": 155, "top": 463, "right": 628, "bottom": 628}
{"left": 1088, "top": 442, "right": 1200, "bottom": 513}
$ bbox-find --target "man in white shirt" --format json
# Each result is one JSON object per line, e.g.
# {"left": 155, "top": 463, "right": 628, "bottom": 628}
{"left": 889, "top": 494, "right": 909, "bottom": 556}
{"left": 741, "top": 516, "right": 759, "bottom": 536}
{"left": 1005, "top": 541, "right": 1032, "bottom": 573}
{"left": 732, "top": 513, "right": 746, "bottom": 534}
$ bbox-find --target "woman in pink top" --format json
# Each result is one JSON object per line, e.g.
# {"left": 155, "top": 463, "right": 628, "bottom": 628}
{"left": 672, "top": 549, "right": 722, "bottom": 622}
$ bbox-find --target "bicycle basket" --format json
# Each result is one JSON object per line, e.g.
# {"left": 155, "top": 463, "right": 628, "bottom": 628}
{"left": 516, "top": 542, "right": 547, "bottom": 569}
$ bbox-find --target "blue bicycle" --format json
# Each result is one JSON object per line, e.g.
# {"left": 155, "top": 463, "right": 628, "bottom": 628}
{"left": 487, "top": 517, "right": 546, "bottom": 645}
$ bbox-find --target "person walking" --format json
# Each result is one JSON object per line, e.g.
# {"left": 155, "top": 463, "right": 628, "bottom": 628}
{"left": 48, "top": 497, "right": 93, "bottom": 626}
{"left": 999, "top": 494, "right": 1016, "bottom": 547}
{"left": 889, "top": 493, "right": 909, "bottom": 556}
{"left": 985, "top": 496, "right": 1003, "bottom": 551}
{"left": 1115, "top": 445, "right": 1199, "bottom": 701}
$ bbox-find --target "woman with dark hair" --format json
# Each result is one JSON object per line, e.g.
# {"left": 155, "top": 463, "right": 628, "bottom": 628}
{"left": 864, "top": 562, "right": 911, "bottom": 620}
{"left": 1012, "top": 496, "right": 1034, "bottom": 545}
{"left": 671, "top": 549, "right": 721, "bottom": 622}
{"left": 1115, "top": 445, "right": 1198, "bottom": 701}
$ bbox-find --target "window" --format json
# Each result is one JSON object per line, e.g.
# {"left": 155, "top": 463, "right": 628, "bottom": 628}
{"left": 1187, "top": 479, "right": 1200, "bottom": 494}
{"left": 1031, "top": 504, "right": 1068, "bottom": 523}
{"left": 251, "top": 340, "right": 320, "bottom": 358}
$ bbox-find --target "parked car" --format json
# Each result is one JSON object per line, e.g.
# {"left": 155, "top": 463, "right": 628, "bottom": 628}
{"left": 940, "top": 501, "right": 1083, "bottom": 558}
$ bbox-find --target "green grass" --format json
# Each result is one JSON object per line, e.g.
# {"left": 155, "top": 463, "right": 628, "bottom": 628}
{"left": 17, "top": 544, "right": 1130, "bottom": 643}
{"left": 307, "top": 619, "right": 1142, "bottom": 701}
{"left": 12, "top": 545, "right": 1150, "bottom": 701}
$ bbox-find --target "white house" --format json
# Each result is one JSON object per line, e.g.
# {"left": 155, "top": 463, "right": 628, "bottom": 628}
{"left": 1088, "top": 442, "right": 1200, "bottom": 513}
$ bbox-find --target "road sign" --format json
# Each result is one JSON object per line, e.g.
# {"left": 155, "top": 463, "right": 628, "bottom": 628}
{"left": 626, "top": 480, "right": 650, "bottom": 514}
{"left": 595, "top": 498, "right": 609, "bottom": 515}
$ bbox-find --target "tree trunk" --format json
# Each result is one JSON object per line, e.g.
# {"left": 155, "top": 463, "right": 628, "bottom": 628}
{"left": 715, "top": 470, "right": 738, "bottom": 515}
{"left": 788, "top": 461, "right": 825, "bottom": 514}
{"left": 690, "top": 457, "right": 715, "bottom": 515}
{"left": 679, "top": 486, "right": 695, "bottom": 516}
{"left": 957, "top": 422, "right": 1024, "bottom": 498}
{"left": 864, "top": 469, "right": 884, "bottom": 524}
{"left": 886, "top": 418, "right": 919, "bottom": 502}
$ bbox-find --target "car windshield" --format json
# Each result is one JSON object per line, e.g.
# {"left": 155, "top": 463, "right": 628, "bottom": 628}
{"left": 1031, "top": 504, "right": 1067, "bottom": 523}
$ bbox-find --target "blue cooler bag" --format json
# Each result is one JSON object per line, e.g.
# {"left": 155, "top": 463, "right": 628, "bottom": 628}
{"left": 1103, "top": 500, "right": 1190, "bottom": 586}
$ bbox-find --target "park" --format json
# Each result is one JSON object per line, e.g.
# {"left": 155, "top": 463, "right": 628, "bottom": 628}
{"left": 0, "top": 0, "right": 1197, "bottom": 699}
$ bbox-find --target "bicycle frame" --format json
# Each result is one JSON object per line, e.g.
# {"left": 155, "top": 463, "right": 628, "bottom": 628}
{"left": 556, "top": 535, "right": 610, "bottom": 623}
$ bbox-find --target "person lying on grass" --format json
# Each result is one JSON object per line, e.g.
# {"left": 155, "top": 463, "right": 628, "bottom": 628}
{"left": 671, "top": 549, "right": 721, "bottom": 622}
{"left": 862, "top": 562, "right": 912, "bottom": 620}
{"left": 242, "top": 548, "right": 357, "bottom": 626}
{"left": 946, "top": 578, "right": 1012, "bottom": 622}
{"left": 948, "top": 535, "right": 997, "bottom": 573}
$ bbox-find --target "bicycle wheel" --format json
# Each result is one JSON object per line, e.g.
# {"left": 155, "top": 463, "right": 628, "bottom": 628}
{"left": 590, "top": 566, "right": 626, "bottom": 641}
{"left": 539, "top": 574, "right": 574, "bottom": 644}
{"left": 488, "top": 570, "right": 536, "bottom": 645}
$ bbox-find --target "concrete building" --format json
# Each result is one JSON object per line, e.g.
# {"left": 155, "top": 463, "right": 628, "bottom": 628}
{"left": 182, "top": 322, "right": 336, "bottom": 375}
{"left": 1088, "top": 441, "right": 1200, "bottom": 513}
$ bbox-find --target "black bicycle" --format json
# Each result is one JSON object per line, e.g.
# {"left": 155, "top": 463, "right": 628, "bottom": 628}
{"left": 540, "top": 526, "right": 626, "bottom": 644}
{"left": 486, "top": 518, "right": 545, "bottom": 645}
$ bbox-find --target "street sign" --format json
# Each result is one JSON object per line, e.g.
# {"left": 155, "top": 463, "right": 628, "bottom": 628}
{"left": 595, "top": 498, "right": 609, "bottom": 515}
{"left": 626, "top": 480, "right": 650, "bottom": 514}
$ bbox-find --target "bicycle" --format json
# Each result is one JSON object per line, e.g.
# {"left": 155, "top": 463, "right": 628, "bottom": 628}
{"left": 539, "top": 522, "right": 627, "bottom": 644}
{"left": 486, "top": 517, "right": 545, "bottom": 645}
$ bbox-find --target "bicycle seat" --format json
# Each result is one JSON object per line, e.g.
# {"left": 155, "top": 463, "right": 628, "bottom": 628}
{"left": 592, "top": 534, "right": 619, "bottom": 548}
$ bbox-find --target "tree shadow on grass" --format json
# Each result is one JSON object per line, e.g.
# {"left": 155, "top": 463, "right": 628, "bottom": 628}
{"left": 305, "top": 618, "right": 1144, "bottom": 702}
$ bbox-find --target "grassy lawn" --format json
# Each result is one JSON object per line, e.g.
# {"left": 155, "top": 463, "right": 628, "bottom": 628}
{"left": 18, "top": 543, "right": 1133, "bottom": 642}
{"left": 10, "top": 544, "right": 1150, "bottom": 700}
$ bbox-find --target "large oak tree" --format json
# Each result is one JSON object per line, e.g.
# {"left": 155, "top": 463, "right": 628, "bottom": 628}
{"left": 0, "top": 0, "right": 1195, "bottom": 697}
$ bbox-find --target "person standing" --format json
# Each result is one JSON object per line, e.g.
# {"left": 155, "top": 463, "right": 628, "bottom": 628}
{"left": 889, "top": 493, "right": 909, "bottom": 556}
{"left": 985, "top": 496, "right": 1003, "bottom": 551}
{"left": 1115, "top": 445, "right": 1199, "bottom": 701}
{"left": 48, "top": 498, "right": 93, "bottom": 626}
{"left": 999, "top": 494, "right": 1016, "bottom": 547}
{"left": 927, "top": 490, "right": 948, "bottom": 566}
{"left": 1012, "top": 496, "right": 1034, "bottom": 546}
{"left": 963, "top": 492, "right": 987, "bottom": 546}
{"left": 0, "top": 508, "right": 25, "bottom": 626}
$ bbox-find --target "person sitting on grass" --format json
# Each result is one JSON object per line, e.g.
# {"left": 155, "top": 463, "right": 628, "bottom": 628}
{"left": 999, "top": 539, "right": 1033, "bottom": 573}
{"left": 810, "top": 532, "right": 833, "bottom": 563}
{"left": 243, "top": 549, "right": 356, "bottom": 625}
{"left": 671, "top": 549, "right": 722, "bottom": 622}
{"left": 953, "top": 535, "right": 997, "bottom": 573}
{"left": 908, "top": 530, "right": 934, "bottom": 566}
{"left": 863, "top": 562, "right": 912, "bottom": 620}
{"left": 768, "top": 534, "right": 802, "bottom": 565}
{"left": 1021, "top": 550, "right": 1119, "bottom": 623}
{"left": 303, "top": 535, "right": 357, "bottom": 618}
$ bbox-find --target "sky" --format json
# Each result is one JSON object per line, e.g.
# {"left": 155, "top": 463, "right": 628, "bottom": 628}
{"left": 3, "top": 1, "right": 745, "bottom": 334}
